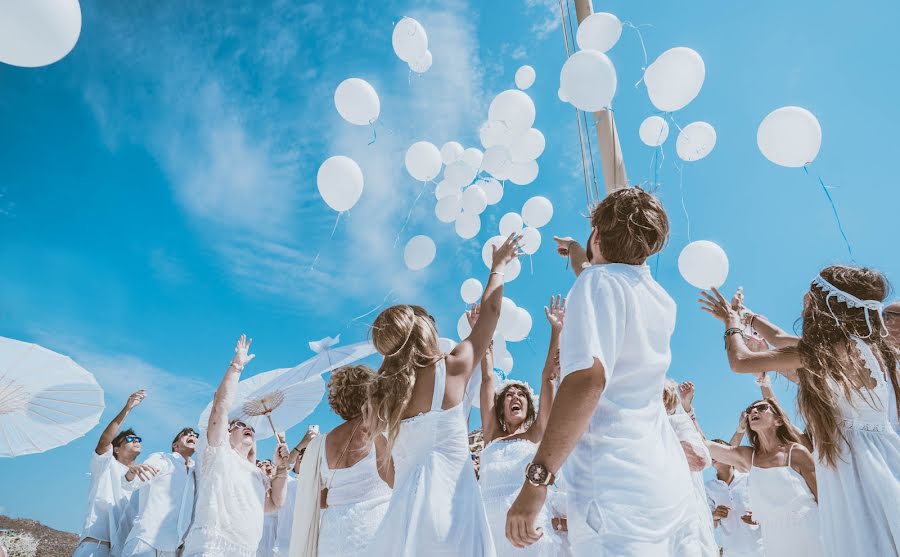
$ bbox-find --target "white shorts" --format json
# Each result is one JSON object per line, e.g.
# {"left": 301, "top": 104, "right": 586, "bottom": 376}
{"left": 72, "top": 540, "right": 111, "bottom": 557}
{"left": 122, "top": 538, "right": 179, "bottom": 557}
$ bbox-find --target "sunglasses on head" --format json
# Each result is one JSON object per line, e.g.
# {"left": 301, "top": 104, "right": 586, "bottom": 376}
{"left": 125, "top": 435, "right": 142, "bottom": 443}
{"left": 230, "top": 421, "right": 255, "bottom": 433}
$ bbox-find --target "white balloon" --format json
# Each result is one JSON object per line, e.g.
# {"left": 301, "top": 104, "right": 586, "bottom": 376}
{"left": 639, "top": 116, "right": 670, "bottom": 147}
{"left": 457, "top": 313, "right": 472, "bottom": 340}
{"left": 520, "top": 227, "right": 542, "bottom": 255}
{"left": 479, "top": 178, "right": 504, "bottom": 205}
{"left": 644, "top": 47, "right": 705, "bottom": 113}
{"left": 0, "top": 0, "right": 81, "bottom": 68}
{"left": 575, "top": 12, "right": 622, "bottom": 53}
{"left": 678, "top": 240, "right": 729, "bottom": 289}
{"left": 560, "top": 50, "right": 617, "bottom": 112}
{"left": 445, "top": 160, "right": 478, "bottom": 188}
{"left": 461, "top": 185, "right": 488, "bottom": 215}
{"left": 461, "top": 148, "right": 484, "bottom": 171}
{"left": 460, "top": 278, "right": 484, "bottom": 304}
{"left": 496, "top": 353, "right": 514, "bottom": 374}
{"left": 482, "top": 235, "right": 506, "bottom": 268}
{"left": 488, "top": 90, "right": 536, "bottom": 133}
{"left": 479, "top": 120, "right": 514, "bottom": 149}
{"left": 481, "top": 145, "right": 513, "bottom": 179}
{"left": 435, "top": 194, "right": 462, "bottom": 223}
{"left": 506, "top": 307, "right": 533, "bottom": 342}
{"left": 440, "top": 141, "right": 464, "bottom": 165}
{"left": 405, "top": 141, "right": 442, "bottom": 181}
{"left": 509, "top": 128, "right": 546, "bottom": 163}
{"left": 404, "top": 235, "right": 436, "bottom": 271}
{"left": 493, "top": 332, "right": 509, "bottom": 356}
{"left": 334, "top": 78, "right": 381, "bottom": 126}
{"left": 434, "top": 179, "right": 462, "bottom": 200}
{"left": 515, "top": 65, "right": 536, "bottom": 90}
{"left": 316, "top": 156, "right": 364, "bottom": 212}
{"left": 557, "top": 88, "right": 568, "bottom": 102}
{"left": 504, "top": 257, "right": 522, "bottom": 283}
{"left": 499, "top": 213, "right": 524, "bottom": 237}
{"left": 455, "top": 212, "right": 481, "bottom": 239}
{"left": 392, "top": 17, "right": 428, "bottom": 63}
{"left": 521, "top": 196, "right": 554, "bottom": 228}
{"left": 508, "top": 160, "right": 539, "bottom": 186}
{"left": 498, "top": 297, "right": 518, "bottom": 335}
{"left": 409, "top": 50, "right": 433, "bottom": 73}
{"left": 757, "top": 107, "right": 822, "bottom": 168}
{"left": 676, "top": 122, "right": 717, "bottom": 162}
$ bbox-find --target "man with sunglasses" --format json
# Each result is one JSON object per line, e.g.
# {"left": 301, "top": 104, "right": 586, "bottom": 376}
{"left": 73, "top": 390, "right": 146, "bottom": 557}
{"left": 119, "top": 427, "right": 199, "bottom": 556}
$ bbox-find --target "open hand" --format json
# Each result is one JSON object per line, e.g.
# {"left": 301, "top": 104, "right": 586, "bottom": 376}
{"left": 492, "top": 233, "right": 522, "bottom": 269}
{"left": 231, "top": 335, "right": 255, "bottom": 370}
{"left": 125, "top": 390, "right": 146, "bottom": 410}
{"left": 679, "top": 381, "right": 695, "bottom": 413}
{"left": 544, "top": 295, "right": 566, "bottom": 333}
{"left": 737, "top": 410, "right": 749, "bottom": 433}
{"left": 699, "top": 288, "right": 742, "bottom": 326}
{"left": 466, "top": 303, "right": 481, "bottom": 328}
{"left": 128, "top": 463, "right": 159, "bottom": 482}
{"left": 552, "top": 236, "right": 576, "bottom": 257}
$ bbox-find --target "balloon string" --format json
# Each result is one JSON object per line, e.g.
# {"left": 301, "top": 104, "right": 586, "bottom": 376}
{"left": 309, "top": 212, "right": 345, "bottom": 270}
{"left": 394, "top": 180, "right": 430, "bottom": 247}
{"left": 343, "top": 289, "right": 397, "bottom": 331}
{"left": 368, "top": 121, "right": 377, "bottom": 146}
{"left": 804, "top": 167, "right": 853, "bottom": 260}
{"left": 529, "top": 254, "right": 534, "bottom": 275}
{"left": 623, "top": 22, "right": 652, "bottom": 87}
{"left": 676, "top": 161, "right": 692, "bottom": 242}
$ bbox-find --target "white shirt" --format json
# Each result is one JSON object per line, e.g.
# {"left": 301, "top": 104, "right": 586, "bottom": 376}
{"left": 123, "top": 451, "right": 196, "bottom": 552}
{"left": 79, "top": 448, "right": 132, "bottom": 544}
{"left": 559, "top": 264, "right": 695, "bottom": 540}
{"left": 706, "top": 472, "right": 765, "bottom": 556}
{"left": 182, "top": 443, "right": 268, "bottom": 557}
{"left": 272, "top": 474, "right": 297, "bottom": 555}
{"left": 257, "top": 510, "right": 277, "bottom": 557}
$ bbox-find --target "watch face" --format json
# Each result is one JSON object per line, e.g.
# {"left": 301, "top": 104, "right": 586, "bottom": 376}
{"left": 527, "top": 463, "right": 547, "bottom": 483}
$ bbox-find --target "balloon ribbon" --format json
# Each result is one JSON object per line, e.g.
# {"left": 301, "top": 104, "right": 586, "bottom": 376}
{"left": 803, "top": 167, "right": 853, "bottom": 260}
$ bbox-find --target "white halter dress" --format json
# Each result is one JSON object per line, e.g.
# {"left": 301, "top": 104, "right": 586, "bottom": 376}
{"left": 368, "top": 359, "right": 496, "bottom": 556}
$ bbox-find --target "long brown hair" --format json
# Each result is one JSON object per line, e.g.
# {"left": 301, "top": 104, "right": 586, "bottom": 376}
{"left": 796, "top": 265, "right": 899, "bottom": 467}
{"left": 365, "top": 305, "right": 444, "bottom": 454}
{"left": 745, "top": 397, "right": 805, "bottom": 451}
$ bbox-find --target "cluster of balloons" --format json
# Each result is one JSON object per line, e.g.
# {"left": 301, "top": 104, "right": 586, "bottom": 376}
{"left": 478, "top": 89, "right": 544, "bottom": 185}
{"left": 559, "top": 13, "right": 621, "bottom": 111}
{"left": 0, "top": 0, "right": 82, "bottom": 68}
{"left": 455, "top": 296, "right": 532, "bottom": 373}
{"left": 392, "top": 17, "right": 432, "bottom": 74}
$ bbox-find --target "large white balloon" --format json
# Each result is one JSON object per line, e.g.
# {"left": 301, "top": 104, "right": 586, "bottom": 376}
{"left": 639, "top": 116, "right": 670, "bottom": 147}
{"left": 676, "top": 122, "right": 717, "bottom": 162}
{"left": 488, "top": 90, "right": 536, "bottom": 133}
{"left": 405, "top": 141, "right": 442, "bottom": 181}
{"left": 482, "top": 146, "right": 513, "bottom": 179}
{"left": 334, "top": 78, "right": 380, "bottom": 126}
{"left": 644, "top": 47, "right": 705, "bottom": 113}
{"left": 559, "top": 50, "right": 618, "bottom": 112}
{"left": 504, "top": 258, "right": 522, "bottom": 283}
{"left": 317, "top": 156, "right": 364, "bottom": 212}
{"left": 479, "top": 120, "right": 513, "bottom": 149}
{"left": 0, "top": 0, "right": 81, "bottom": 68}
{"left": 445, "top": 160, "right": 478, "bottom": 188}
{"left": 498, "top": 298, "right": 518, "bottom": 335}
{"left": 575, "top": 12, "right": 622, "bottom": 53}
{"left": 757, "top": 107, "right": 822, "bottom": 168}
{"left": 409, "top": 50, "right": 433, "bottom": 74}
{"left": 440, "top": 141, "right": 464, "bottom": 165}
{"left": 506, "top": 307, "right": 533, "bottom": 342}
{"left": 461, "top": 185, "right": 488, "bottom": 215}
{"left": 404, "top": 235, "right": 436, "bottom": 271}
{"left": 479, "top": 178, "right": 504, "bottom": 205}
{"left": 435, "top": 194, "right": 462, "bottom": 223}
{"left": 461, "top": 148, "right": 484, "bottom": 171}
{"left": 508, "top": 160, "right": 539, "bottom": 186}
{"left": 457, "top": 313, "right": 472, "bottom": 340}
{"left": 482, "top": 235, "right": 506, "bottom": 268}
{"left": 678, "top": 240, "right": 729, "bottom": 289}
{"left": 515, "top": 65, "right": 536, "bottom": 90}
{"left": 499, "top": 213, "right": 524, "bottom": 237}
{"left": 521, "top": 196, "right": 554, "bottom": 228}
{"left": 509, "top": 128, "right": 546, "bottom": 163}
{"left": 455, "top": 212, "right": 481, "bottom": 239}
{"left": 392, "top": 17, "right": 428, "bottom": 63}
{"left": 520, "top": 227, "right": 542, "bottom": 255}
{"left": 460, "top": 278, "right": 483, "bottom": 304}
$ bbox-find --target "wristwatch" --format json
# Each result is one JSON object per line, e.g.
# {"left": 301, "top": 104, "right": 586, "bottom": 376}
{"left": 525, "top": 462, "right": 556, "bottom": 487}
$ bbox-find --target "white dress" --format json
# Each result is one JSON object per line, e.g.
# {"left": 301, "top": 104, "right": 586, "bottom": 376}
{"left": 667, "top": 412, "right": 718, "bottom": 557}
{"left": 559, "top": 264, "right": 700, "bottom": 556}
{"left": 369, "top": 359, "right": 496, "bottom": 556}
{"left": 748, "top": 445, "right": 822, "bottom": 557}
{"left": 816, "top": 337, "right": 900, "bottom": 556}
{"left": 479, "top": 438, "right": 559, "bottom": 556}
{"left": 316, "top": 435, "right": 391, "bottom": 556}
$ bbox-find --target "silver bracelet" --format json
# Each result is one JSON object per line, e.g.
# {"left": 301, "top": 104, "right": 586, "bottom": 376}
{"left": 489, "top": 271, "right": 504, "bottom": 278}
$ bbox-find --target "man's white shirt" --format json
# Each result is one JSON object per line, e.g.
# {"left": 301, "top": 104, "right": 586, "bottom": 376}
{"left": 79, "top": 448, "right": 131, "bottom": 544}
{"left": 705, "top": 472, "right": 765, "bottom": 556}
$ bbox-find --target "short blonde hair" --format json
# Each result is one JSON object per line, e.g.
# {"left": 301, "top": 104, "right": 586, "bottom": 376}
{"left": 662, "top": 379, "right": 679, "bottom": 414}
{"left": 328, "top": 364, "right": 375, "bottom": 421}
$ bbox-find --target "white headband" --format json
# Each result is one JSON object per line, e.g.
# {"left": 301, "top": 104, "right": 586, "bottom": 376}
{"left": 811, "top": 274, "right": 888, "bottom": 338}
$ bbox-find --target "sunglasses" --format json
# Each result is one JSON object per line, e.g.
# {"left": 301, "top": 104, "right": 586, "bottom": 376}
{"left": 179, "top": 430, "right": 199, "bottom": 440}
{"left": 230, "top": 421, "right": 255, "bottom": 433}
{"left": 746, "top": 403, "right": 773, "bottom": 415}
{"left": 124, "top": 435, "right": 142, "bottom": 443}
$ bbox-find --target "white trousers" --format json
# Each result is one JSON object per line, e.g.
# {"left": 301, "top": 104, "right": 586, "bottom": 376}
{"left": 72, "top": 540, "right": 111, "bottom": 557}
{"left": 122, "top": 538, "right": 179, "bottom": 557}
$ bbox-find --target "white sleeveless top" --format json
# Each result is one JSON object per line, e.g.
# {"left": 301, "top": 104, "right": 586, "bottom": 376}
{"left": 319, "top": 436, "right": 391, "bottom": 507}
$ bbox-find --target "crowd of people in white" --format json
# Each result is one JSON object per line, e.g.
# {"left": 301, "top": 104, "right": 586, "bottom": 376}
{"left": 70, "top": 187, "right": 900, "bottom": 557}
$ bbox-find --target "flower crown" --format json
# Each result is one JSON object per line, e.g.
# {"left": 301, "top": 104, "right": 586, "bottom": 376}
{"left": 811, "top": 274, "right": 888, "bottom": 339}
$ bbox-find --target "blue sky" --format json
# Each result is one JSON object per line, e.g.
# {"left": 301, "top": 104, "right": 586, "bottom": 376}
{"left": 1, "top": 0, "right": 898, "bottom": 532}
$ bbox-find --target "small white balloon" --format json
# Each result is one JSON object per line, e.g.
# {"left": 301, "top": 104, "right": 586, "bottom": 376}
{"left": 460, "top": 278, "right": 484, "bottom": 304}
{"left": 457, "top": 312, "right": 472, "bottom": 339}
{"left": 520, "top": 227, "right": 542, "bottom": 255}
{"left": 509, "top": 128, "right": 546, "bottom": 163}
{"left": 488, "top": 90, "right": 536, "bottom": 133}
{"left": 575, "top": 12, "right": 622, "bottom": 53}
{"left": 479, "top": 120, "right": 514, "bottom": 149}
{"left": 678, "top": 240, "right": 729, "bottom": 289}
{"left": 506, "top": 307, "right": 533, "bottom": 342}
{"left": 445, "top": 160, "right": 478, "bottom": 188}
{"left": 334, "top": 78, "right": 381, "bottom": 126}
{"left": 435, "top": 194, "right": 462, "bottom": 223}
{"left": 515, "top": 65, "right": 536, "bottom": 90}
{"left": 434, "top": 179, "right": 462, "bottom": 200}
{"left": 392, "top": 17, "right": 428, "bottom": 63}
{"left": 644, "top": 47, "right": 705, "bottom": 113}
{"left": 461, "top": 148, "right": 484, "bottom": 171}
{"left": 404, "top": 235, "right": 436, "bottom": 271}
{"left": 508, "top": 160, "right": 539, "bottom": 186}
{"left": 676, "top": 122, "right": 717, "bottom": 162}
{"left": 499, "top": 213, "right": 524, "bottom": 238}
{"left": 504, "top": 258, "right": 522, "bottom": 284}
{"left": 521, "top": 196, "right": 554, "bottom": 228}
{"left": 481, "top": 145, "right": 513, "bottom": 179}
{"left": 440, "top": 141, "right": 464, "bottom": 165}
{"left": 757, "top": 107, "right": 822, "bottom": 168}
{"left": 455, "top": 212, "right": 481, "bottom": 239}
{"left": 560, "top": 50, "right": 618, "bottom": 112}
{"left": 0, "top": 0, "right": 81, "bottom": 68}
{"left": 317, "top": 156, "right": 364, "bottom": 212}
{"left": 405, "top": 141, "right": 442, "bottom": 181}
{"left": 479, "top": 178, "right": 504, "bottom": 205}
{"left": 409, "top": 50, "right": 433, "bottom": 73}
{"left": 496, "top": 353, "right": 514, "bottom": 374}
{"left": 482, "top": 235, "right": 506, "bottom": 268}
{"left": 461, "top": 185, "right": 488, "bottom": 215}
{"left": 639, "top": 116, "right": 670, "bottom": 147}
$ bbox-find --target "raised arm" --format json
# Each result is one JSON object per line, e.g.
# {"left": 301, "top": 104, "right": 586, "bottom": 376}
{"left": 705, "top": 440, "right": 753, "bottom": 473}
{"left": 265, "top": 434, "right": 290, "bottom": 512}
{"left": 473, "top": 308, "right": 500, "bottom": 444}
{"left": 95, "top": 390, "right": 145, "bottom": 455}
{"left": 757, "top": 373, "right": 813, "bottom": 451}
{"left": 527, "top": 295, "right": 564, "bottom": 443}
{"left": 678, "top": 381, "right": 707, "bottom": 440}
{"left": 729, "top": 411, "right": 748, "bottom": 446}
{"left": 207, "top": 335, "right": 255, "bottom": 448}
{"left": 553, "top": 236, "right": 589, "bottom": 278}
{"left": 288, "top": 428, "right": 318, "bottom": 471}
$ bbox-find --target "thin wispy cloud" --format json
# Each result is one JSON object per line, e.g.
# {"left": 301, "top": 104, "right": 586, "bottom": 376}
{"left": 524, "top": 0, "right": 562, "bottom": 38}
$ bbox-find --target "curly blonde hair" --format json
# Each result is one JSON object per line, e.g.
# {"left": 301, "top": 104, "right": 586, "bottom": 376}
{"left": 328, "top": 364, "right": 376, "bottom": 421}
{"left": 662, "top": 378, "right": 679, "bottom": 414}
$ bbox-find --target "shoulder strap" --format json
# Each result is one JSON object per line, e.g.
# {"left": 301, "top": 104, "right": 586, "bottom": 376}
{"left": 750, "top": 449, "right": 755, "bottom": 468}
{"left": 787, "top": 443, "right": 795, "bottom": 468}
{"left": 430, "top": 358, "right": 447, "bottom": 411}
